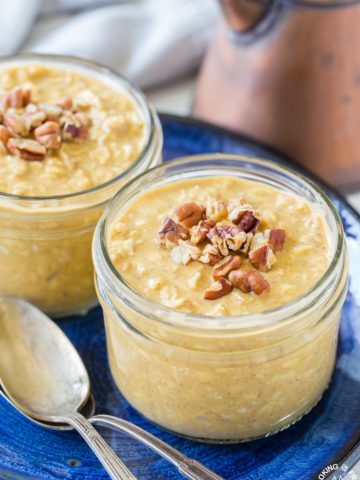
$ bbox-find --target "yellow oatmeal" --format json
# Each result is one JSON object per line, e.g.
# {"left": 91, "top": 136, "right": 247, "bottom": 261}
{"left": 108, "top": 177, "right": 330, "bottom": 315}
{"left": 0, "top": 64, "right": 146, "bottom": 196}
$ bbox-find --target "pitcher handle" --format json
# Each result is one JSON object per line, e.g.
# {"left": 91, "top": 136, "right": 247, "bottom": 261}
{"left": 219, "top": 0, "right": 284, "bottom": 42}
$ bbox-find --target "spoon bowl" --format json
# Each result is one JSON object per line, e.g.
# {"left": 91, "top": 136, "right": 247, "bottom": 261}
{"left": 0, "top": 297, "right": 89, "bottom": 421}
{"left": 0, "top": 297, "right": 135, "bottom": 480}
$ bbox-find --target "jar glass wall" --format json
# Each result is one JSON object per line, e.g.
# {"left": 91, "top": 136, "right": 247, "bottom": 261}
{"left": 0, "top": 54, "right": 162, "bottom": 317}
{"left": 93, "top": 154, "right": 348, "bottom": 442}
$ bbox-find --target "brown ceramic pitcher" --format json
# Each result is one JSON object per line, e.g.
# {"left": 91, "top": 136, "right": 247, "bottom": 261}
{"left": 193, "top": 0, "right": 360, "bottom": 191}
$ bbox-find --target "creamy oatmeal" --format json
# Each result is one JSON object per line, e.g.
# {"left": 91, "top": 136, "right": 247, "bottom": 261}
{"left": 94, "top": 157, "right": 348, "bottom": 442}
{"left": 108, "top": 177, "right": 330, "bottom": 315}
{"left": 0, "top": 56, "right": 161, "bottom": 315}
{"left": 0, "top": 64, "right": 146, "bottom": 196}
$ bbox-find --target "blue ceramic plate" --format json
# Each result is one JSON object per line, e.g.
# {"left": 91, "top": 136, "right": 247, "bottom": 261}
{"left": 0, "top": 114, "right": 359, "bottom": 480}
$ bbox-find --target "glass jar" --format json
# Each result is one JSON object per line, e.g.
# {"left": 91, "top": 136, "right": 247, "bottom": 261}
{"left": 93, "top": 154, "right": 348, "bottom": 443}
{"left": 0, "top": 54, "right": 162, "bottom": 317}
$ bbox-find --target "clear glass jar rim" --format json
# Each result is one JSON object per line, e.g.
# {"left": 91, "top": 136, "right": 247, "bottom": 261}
{"left": 0, "top": 53, "right": 156, "bottom": 203}
{"left": 94, "top": 153, "right": 346, "bottom": 331}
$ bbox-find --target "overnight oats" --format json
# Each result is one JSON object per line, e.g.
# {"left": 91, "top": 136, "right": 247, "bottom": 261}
{"left": 93, "top": 154, "right": 348, "bottom": 442}
{"left": 0, "top": 54, "right": 162, "bottom": 316}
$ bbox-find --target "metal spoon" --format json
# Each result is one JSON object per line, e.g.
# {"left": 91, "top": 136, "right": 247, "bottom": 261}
{"left": 0, "top": 297, "right": 223, "bottom": 480}
{"left": 0, "top": 388, "right": 223, "bottom": 480}
{"left": 0, "top": 389, "right": 97, "bottom": 431}
{"left": 0, "top": 297, "right": 135, "bottom": 480}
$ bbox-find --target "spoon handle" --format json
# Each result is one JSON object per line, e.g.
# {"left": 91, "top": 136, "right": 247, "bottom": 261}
{"left": 91, "top": 414, "right": 224, "bottom": 480}
{"left": 64, "top": 412, "right": 136, "bottom": 480}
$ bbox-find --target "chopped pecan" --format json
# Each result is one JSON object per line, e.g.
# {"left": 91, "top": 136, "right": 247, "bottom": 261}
{"left": 206, "top": 224, "right": 232, "bottom": 256}
{"left": 224, "top": 226, "right": 248, "bottom": 252}
{"left": 0, "top": 94, "right": 9, "bottom": 111}
{"left": 229, "top": 207, "right": 260, "bottom": 233}
{"left": 238, "top": 232, "right": 253, "bottom": 254}
{"left": 39, "top": 103, "right": 63, "bottom": 121}
{"left": 23, "top": 109, "right": 47, "bottom": 130}
{"left": 190, "top": 218, "right": 215, "bottom": 244}
{"left": 7, "top": 138, "right": 46, "bottom": 161}
{"left": 74, "top": 111, "right": 91, "bottom": 128}
{"left": 3, "top": 113, "right": 29, "bottom": 136}
{"left": 229, "top": 270, "right": 252, "bottom": 293}
{"left": 265, "top": 228, "right": 286, "bottom": 252}
{"left": 229, "top": 270, "right": 270, "bottom": 295}
{"left": 199, "top": 244, "right": 223, "bottom": 265}
{"left": 55, "top": 97, "right": 73, "bottom": 109}
{"left": 61, "top": 111, "right": 88, "bottom": 143}
{"left": 249, "top": 245, "right": 276, "bottom": 272}
{"left": 170, "top": 240, "right": 201, "bottom": 265}
{"left": 174, "top": 202, "right": 205, "bottom": 229}
{"left": 208, "top": 224, "right": 251, "bottom": 253}
{"left": 34, "top": 121, "right": 61, "bottom": 149}
{"left": 0, "top": 126, "right": 13, "bottom": 145}
{"left": 7, "top": 88, "right": 31, "bottom": 108}
{"left": 206, "top": 201, "right": 228, "bottom": 222}
{"left": 248, "top": 271, "right": 270, "bottom": 294}
{"left": 203, "top": 277, "right": 233, "bottom": 300}
{"left": 250, "top": 232, "right": 265, "bottom": 250}
{"left": 158, "top": 217, "right": 189, "bottom": 246}
{"left": 212, "top": 255, "right": 241, "bottom": 280}
{"left": 238, "top": 210, "right": 260, "bottom": 233}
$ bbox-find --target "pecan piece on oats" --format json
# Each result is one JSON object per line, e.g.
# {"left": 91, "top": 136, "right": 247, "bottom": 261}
{"left": 7, "top": 88, "right": 31, "bottom": 108}
{"left": 0, "top": 126, "right": 13, "bottom": 145}
{"left": 0, "top": 94, "right": 9, "bottom": 111}
{"left": 35, "top": 121, "right": 61, "bottom": 149}
{"left": 212, "top": 255, "right": 242, "bottom": 280}
{"left": 190, "top": 218, "right": 215, "bottom": 244}
{"left": 238, "top": 232, "right": 253, "bottom": 254}
{"left": 250, "top": 232, "right": 265, "bottom": 250}
{"left": 199, "top": 244, "right": 223, "bottom": 266}
{"left": 7, "top": 138, "right": 46, "bottom": 161}
{"left": 3, "top": 113, "right": 29, "bottom": 137}
{"left": 224, "top": 226, "right": 248, "bottom": 252}
{"left": 63, "top": 123, "right": 88, "bottom": 143}
{"left": 39, "top": 103, "right": 63, "bottom": 121}
{"left": 229, "top": 270, "right": 270, "bottom": 295}
{"left": 170, "top": 240, "right": 201, "bottom": 265}
{"left": 206, "top": 200, "right": 228, "bottom": 222}
{"left": 249, "top": 245, "right": 276, "bottom": 272}
{"left": 174, "top": 202, "right": 205, "bottom": 229}
{"left": 61, "top": 111, "right": 88, "bottom": 143}
{"left": 206, "top": 224, "right": 232, "bottom": 256}
{"left": 229, "top": 207, "right": 260, "bottom": 233}
{"left": 55, "top": 97, "right": 73, "bottom": 110}
{"left": 74, "top": 111, "right": 91, "bottom": 128}
{"left": 248, "top": 271, "right": 270, "bottom": 294}
{"left": 265, "top": 228, "right": 286, "bottom": 252}
{"left": 23, "top": 109, "right": 47, "bottom": 130}
{"left": 229, "top": 270, "right": 252, "bottom": 293}
{"left": 203, "top": 277, "right": 233, "bottom": 300}
{"left": 158, "top": 217, "right": 189, "bottom": 246}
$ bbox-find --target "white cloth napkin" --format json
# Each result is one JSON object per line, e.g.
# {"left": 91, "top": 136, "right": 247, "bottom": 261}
{"left": 0, "top": 0, "right": 218, "bottom": 89}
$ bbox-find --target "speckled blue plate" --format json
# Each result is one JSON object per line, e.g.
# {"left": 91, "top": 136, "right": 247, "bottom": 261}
{"left": 0, "top": 114, "right": 359, "bottom": 480}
